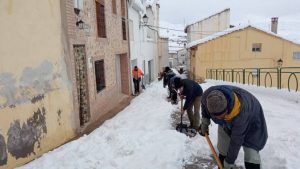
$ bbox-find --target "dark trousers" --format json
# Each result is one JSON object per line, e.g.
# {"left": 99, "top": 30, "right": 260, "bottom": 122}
{"left": 133, "top": 78, "right": 141, "bottom": 94}
{"left": 218, "top": 154, "right": 260, "bottom": 169}
{"left": 170, "top": 89, "right": 177, "bottom": 102}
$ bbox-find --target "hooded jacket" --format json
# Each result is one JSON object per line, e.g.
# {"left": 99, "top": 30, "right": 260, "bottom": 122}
{"left": 163, "top": 70, "right": 175, "bottom": 88}
{"left": 181, "top": 79, "right": 203, "bottom": 110}
{"left": 201, "top": 85, "right": 268, "bottom": 164}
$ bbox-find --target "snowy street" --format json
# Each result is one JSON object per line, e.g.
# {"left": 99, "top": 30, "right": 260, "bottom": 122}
{"left": 19, "top": 80, "right": 300, "bottom": 169}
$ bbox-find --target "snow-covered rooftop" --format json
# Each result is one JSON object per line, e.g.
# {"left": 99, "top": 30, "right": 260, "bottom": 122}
{"left": 145, "top": 0, "right": 158, "bottom": 7}
{"left": 184, "top": 8, "right": 230, "bottom": 31}
{"left": 130, "top": 0, "right": 145, "bottom": 13}
{"left": 187, "top": 24, "right": 300, "bottom": 48}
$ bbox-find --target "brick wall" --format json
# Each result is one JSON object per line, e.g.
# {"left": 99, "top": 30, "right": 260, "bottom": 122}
{"left": 64, "top": 0, "right": 130, "bottom": 130}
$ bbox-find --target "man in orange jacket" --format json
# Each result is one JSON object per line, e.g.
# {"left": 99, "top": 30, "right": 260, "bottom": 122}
{"left": 132, "top": 66, "right": 144, "bottom": 95}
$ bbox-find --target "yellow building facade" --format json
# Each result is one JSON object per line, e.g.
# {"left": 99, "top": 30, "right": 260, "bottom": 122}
{"left": 189, "top": 25, "right": 300, "bottom": 90}
{"left": 0, "top": 1, "right": 76, "bottom": 168}
{"left": 0, "top": 0, "right": 131, "bottom": 168}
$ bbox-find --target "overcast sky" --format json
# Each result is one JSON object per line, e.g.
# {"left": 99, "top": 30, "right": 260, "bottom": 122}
{"left": 159, "top": 0, "right": 300, "bottom": 25}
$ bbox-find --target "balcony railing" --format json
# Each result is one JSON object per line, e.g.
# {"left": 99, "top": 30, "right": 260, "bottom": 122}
{"left": 206, "top": 67, "right": 300, "bottom": 92}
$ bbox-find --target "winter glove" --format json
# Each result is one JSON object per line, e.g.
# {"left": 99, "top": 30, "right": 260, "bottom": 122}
{"left": 199, "top": 123, "right": 209, "bottom": 136}
{"left": 224, "top": 160, "right": 234, "bottom": 169}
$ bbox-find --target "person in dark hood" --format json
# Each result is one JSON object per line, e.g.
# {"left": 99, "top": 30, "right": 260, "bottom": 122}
{"left": 174, "top": 78, "right": 203, "bottom": 129}
{"left": 163, "top": 67, "right": 176, "bottom": 103}
{"left": 199, "top": 85, "right": 268, "bottom": 169}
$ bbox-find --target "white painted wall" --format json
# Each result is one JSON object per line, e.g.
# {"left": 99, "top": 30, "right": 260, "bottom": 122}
{"left": 186, "top": 8, "right": 230, "bottom": 43}
{"left": 177, "top": 49, "right": 188, "bottom": 68}
{"left": 158, "top": 37, "right": 169, "bottom": 73}
{"left": 128, "top": 0, "right": 159, "bottom": 85}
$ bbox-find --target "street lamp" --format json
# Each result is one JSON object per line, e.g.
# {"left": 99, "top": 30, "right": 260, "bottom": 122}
{"left": 277, "top": 58, "right": 283, "bottom": 68}
{"left": 76, "top": 20, "right": 85, "bottom": 30}
{"left": 142, "top": 14, "right": 149, "bottom": 25}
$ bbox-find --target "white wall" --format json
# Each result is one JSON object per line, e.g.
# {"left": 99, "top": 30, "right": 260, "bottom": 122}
{"left": 158, "top": 38, "right": 169, "bottom": 72}
{"left": 186, "top": 8, "right": 230, "bottom": 43}
{"left": 128, "top": 0, "right": 159, "bottom": 86}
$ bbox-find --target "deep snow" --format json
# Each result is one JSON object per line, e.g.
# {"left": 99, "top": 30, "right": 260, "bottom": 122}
{"left": 19, "top": 80, "right": 300, "bottom": 169}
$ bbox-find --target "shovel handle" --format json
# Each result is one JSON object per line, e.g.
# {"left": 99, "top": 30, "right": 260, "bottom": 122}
{"left": 205, "top": 133, "right": 223, "bottom": 169}
{"left": 180, "top": 99, "right": 183, "bottom": 124}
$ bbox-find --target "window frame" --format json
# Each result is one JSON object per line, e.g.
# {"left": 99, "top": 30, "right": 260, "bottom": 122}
{"left": 293, "top": 52, "right": 300, "bottom": 60}
{"left": 95, "top": 0, "right": 106, "bottom": 38}
{"left": 94, "top": 59, "right": 106, "bottom": 93}
{"left": 122, "top": 18, "right": 127, "bottom": 40}
{"left": 252, "top": 43, "right": 262, "bottom": 52}
{"left": 120, "top": 0, "right": 126, "bottom": 17}
{"left": 112, "top": 0, "right": 117, "bottom": 14}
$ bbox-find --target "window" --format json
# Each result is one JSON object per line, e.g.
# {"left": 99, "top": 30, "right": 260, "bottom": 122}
{"left": 96, "top": 0, "right": 106, "bottom": 38}
{"left": 252, "top": 43, "right": 262, "bottom": 52}
{"left": 112, "top": 0, "right": 116, "bottom": 14}
{"left": 293, "top": 52, "right": 300, "bottom": 60}
{"left": 122, "top": 18, "right": 127, "bottom": 40}
{"left": 74, "top": 0, "right": 83, "bottom": 9}
{"left": 95, "top": 60, "right": 106, "bottom": 92}
{"left": 120, "top": 0, "right": 125, "bottom": 17}
{"left": 120, "top": 0, "right": 126, "bottom": 40}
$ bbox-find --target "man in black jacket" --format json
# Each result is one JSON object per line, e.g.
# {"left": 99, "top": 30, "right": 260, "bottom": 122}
{"left": 199, "top": 85, "right": 268, "bottom": 169}
{"left": 174, "top": 78, "right": 203, "bottom": 129}
{"left": 163, "top": 67, "right": 177, "bottom": 104}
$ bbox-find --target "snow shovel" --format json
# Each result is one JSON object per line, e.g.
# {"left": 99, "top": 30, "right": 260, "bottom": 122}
{"left": 175, "top": 99, "right": 197, "bottom": 137}
{"left": 205, "top": 133, "right": 223, "bottom": 169}
{"left": 141, "top": 76, "right": 146, "bottom": 90}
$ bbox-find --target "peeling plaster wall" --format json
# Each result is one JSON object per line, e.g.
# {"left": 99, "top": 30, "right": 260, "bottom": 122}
{"left": 0, "top": 0, "right": 76, "bottom": 168}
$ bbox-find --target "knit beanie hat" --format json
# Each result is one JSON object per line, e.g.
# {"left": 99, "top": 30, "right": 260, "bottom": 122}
{"left": 173, "top": 77, "right": 182, "bottom": 89}
{"left": 164, "top": 66, "right": 171, "bottom": 72}
{"left": 206, "top": 90, "right": 228, "bottom": 115}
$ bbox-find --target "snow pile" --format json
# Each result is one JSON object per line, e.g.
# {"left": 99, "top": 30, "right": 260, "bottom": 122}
{"left": 19, "top": 82, "right": 202, "bottom": 169}
{"left": 19, "top": 80, "right": 300, "bottom": 169}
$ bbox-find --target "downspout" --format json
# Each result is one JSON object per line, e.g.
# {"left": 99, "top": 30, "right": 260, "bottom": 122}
{"left": 126, "top": 0, "right": 133, "bottom": 95}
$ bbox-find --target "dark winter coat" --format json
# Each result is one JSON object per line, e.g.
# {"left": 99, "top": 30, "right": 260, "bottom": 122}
{"left": 181, "top": 79, "right": 203, "bottom": 110}
{"left": 163, "top": 70, "right": 175, "bottom": 88}
{"left": 201, "top": 85, "right": 268, "bottom": 164}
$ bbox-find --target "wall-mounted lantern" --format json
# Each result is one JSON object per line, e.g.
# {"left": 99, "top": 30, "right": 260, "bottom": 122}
{"left": 277, "top": 58, "right": 283, "bottom": 68}
{"left": 76, "top": 20, "right": 85, "bottom": 30}
{"left": 139, "top": 14, "right": 149, "bottom": 28}
{"left": 74, "top": 7, "right": 85, "bottom": 30}
{"left": 142, "top": 14, "right": 149, "bottom": 25}
{"left": 74, "top": 8, "right": 81, "bottom": 16}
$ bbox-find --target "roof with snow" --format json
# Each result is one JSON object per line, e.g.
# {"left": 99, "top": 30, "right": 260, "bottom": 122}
{"left": 186, "top": 24, "right": 300, "bottom": 48}
{"left": 145, "top": 0, "right": 159, "bottom": 7}
{"left": 130, "top": 0, "right": 145, "bottom": 12}
{"left": 184, "top": 8, "right": 230, "bottom": 31}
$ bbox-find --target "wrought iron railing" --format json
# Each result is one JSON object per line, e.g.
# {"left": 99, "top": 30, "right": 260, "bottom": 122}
{"left": 206, "top": 67, "right": 300, "bottom": 92}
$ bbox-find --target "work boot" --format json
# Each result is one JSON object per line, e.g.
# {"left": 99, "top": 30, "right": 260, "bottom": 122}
{"left": 245, "top": 162, "right": 260, "bottom": 169}
{"left": 219, "top": 154, "right": 226, "bottom": 167}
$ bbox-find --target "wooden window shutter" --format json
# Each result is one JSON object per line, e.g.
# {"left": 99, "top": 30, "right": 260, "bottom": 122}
{"left": 112, "top": 0, "right": 116, "bottom": 14}
{"left": 96, "top": 0, "right": 106, "bottom": 38}
{"left": 95, "top": 60, "right": 106, "bottom": 92}
{"left": 121, "top": 0, "right": 125, "bottom": 17}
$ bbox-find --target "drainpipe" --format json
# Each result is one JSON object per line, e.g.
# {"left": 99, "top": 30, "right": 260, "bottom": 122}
{"left": 126, "top": 0, "right": 133, "bottom": 95}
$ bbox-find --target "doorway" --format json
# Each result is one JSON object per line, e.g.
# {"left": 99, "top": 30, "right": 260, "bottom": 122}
{"left": 148, "top": 59, "right": 154, "bottom": 83}
{"left": 115, "top": 55, "right": 122, "bottom": 93}
{"left": 73, "top": 45, "right": 90, "bottom": 126}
